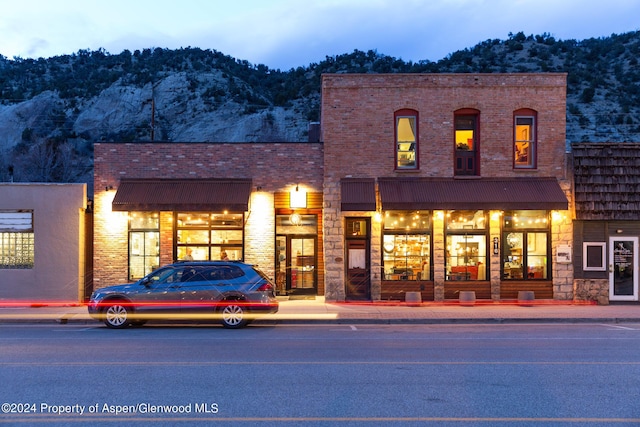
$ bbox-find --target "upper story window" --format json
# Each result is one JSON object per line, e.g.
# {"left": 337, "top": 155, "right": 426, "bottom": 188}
{"left": 395, "top": 109, "right": 418, "bottom": 170}
{"left": 454, "top": 109, "right": 480, "bottom": 176}
{"left": 0, "top": 210, "right": 34, "bottom": 269}
{"left": 514, "top": 109, "right": 537, "bottom": 169}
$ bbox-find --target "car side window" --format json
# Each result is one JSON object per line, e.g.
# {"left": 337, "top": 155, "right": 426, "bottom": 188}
{"left": 182, "top": 267, "right": 208, "bottom": 283}
{"left": 223, "top": 266, "right": 245, "bottom": 279}
{"left": 148, "top": 267, "right": 179, "bottom": 284}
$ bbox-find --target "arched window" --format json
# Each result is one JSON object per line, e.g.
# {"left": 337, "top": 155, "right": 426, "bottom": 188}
{"left": 454, "top": 108, "right": 480, "bottom": 176}
{"left": 394, "top": 109, "right": 418, "bottom": 170}
{"left": 514, "top": 108, "right": 537, "bottom": 169}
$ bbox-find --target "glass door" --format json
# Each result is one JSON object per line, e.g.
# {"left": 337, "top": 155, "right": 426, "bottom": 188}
{"left": 609, "top": 237, "right": 638, "bottom": 301}
{"left": 276, "top": 236, "right": 317, "bottom": 295}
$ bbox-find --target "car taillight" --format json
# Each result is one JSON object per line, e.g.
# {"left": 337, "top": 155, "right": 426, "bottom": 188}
{"left": 257, "top": 282, "right": 274, "bottom": 292}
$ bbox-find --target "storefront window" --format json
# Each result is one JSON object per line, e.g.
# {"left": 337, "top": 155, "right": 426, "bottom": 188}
{"left": 176, "top": 212, "right": 243, "bottom": 261}
{"left": 128, "top": 212, "right": 159, "bottom": 280}
{"left": 446, "top": 210, "right": 487, "bottom": 281}
{"left": 503, "top": 210, "right": 549, "bottom": 280}
{"left": 382, "top": 211, "right": 430, "bottom": 281}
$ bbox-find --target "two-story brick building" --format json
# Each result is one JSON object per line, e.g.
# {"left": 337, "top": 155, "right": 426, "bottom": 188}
{"left": 92, "top": 73, "right": 573, "bottom": 303}
{"left": 320, "top": 73, "right": 572, "bottom": 302}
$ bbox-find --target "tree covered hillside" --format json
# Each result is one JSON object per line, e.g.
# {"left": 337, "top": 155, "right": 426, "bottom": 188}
{"left": 0, "top": 30, "right": 639, "bottom": 184}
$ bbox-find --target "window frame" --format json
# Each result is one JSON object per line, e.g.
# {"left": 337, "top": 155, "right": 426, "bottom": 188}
{"left": 0, "top": 210, "right": 34, "bottom": 269}
{"left": 514, "top": 109, "right": 538, "bottom": 169}
{"left": 128, "top": 212, "right": 160, "bottom": 280}
{"left": 583, "top": 242, "right": 607, "bottom": 271}
{"left": 502, "top": 210, "right": 551, "bottom": 280}
{"left": 445, "top": 210, "right": 488, "bottom": 281}
{"left": 382, "top": 210, "right": 431, "bottom": 281}
{"left": 175, "top": 212, "right": 244, "bottom": 261}
{"left": 454, "top": 109, "right": 480, "bottom": 176}
{"left": 394, "top": 109, "right": 419, "bottom": 170}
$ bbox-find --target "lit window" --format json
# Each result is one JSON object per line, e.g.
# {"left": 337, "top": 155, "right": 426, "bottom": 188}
{"left": 454, "top": 110, "right": 480, "bottom": 176}
{"left": 176, "top": 212, "right": 244, "bottom": 261}
{"left": 445, "top": 210, "right": 487, "bottom": 281}
{"left": 128, "top": 212, "right": 160, "bottom": 280}
{"left": 0, "top": 210, "right": 34, "bottom": 269}
{"left": 382, "top": 211, "right": 431, "bottom": 281}
{"left": 514, "top": 110, "right": 537, "bottom": 169}
{"left": 395, "top": 110, "right": 418, "bottom": 170}
{"left": 503, "top": 210, "right": 549, "bottom": 280}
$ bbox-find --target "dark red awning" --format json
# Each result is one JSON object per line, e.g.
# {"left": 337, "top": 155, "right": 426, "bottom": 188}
{"left": 112, "top": 179, "right": 252, "bottom": 212}
{"left": 378, "top": 177, "right": 568, "bottom": 210}
{"left": 340, "top": 178, "right": 376, "bottom": 211}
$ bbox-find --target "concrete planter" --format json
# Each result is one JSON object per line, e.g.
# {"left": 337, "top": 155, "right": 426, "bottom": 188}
{"left": 459, "top": 291, "right": 476, "bottom": 307}
{"left": 518, "top": 291, "right": 535, "bottom": 307}
{"left": 405, "top": 292, "right": 422, "bottom": 306}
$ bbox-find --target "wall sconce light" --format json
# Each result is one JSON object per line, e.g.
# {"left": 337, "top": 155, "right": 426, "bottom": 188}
{"left": 616, "top": 229, "right": 623, "bottom": 234}
{"left": 289, "top": 213, "right": 302, "bottom": 226}
{"left": 256, "top": 186, "right": 263, "bottom": 192}
{"left": 105, "top": 185, "right": 114, "bottom": 192}
{"left": 290, "top": 184, "right": 307, "bottom": 208}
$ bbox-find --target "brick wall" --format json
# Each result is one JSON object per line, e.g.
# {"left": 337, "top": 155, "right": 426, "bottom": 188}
{"left": 320, "top": 73, "right": 569, "bottom": 301}
{"left": 93, "top": 142, "right": 323, "bottom": 288}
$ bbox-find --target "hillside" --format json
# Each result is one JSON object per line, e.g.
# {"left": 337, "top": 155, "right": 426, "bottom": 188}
{"left": 0, "top": 30, "right": 639, "bottom": 184}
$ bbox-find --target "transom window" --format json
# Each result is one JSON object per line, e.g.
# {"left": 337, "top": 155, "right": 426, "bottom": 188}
{"left": 0, "top": 210, "right": 34, "bottom": 269}
{"left": 176, "top": 212, "right": 244, "bottom": 261}
{"left": 382, "top": 211, "right": 431, "bottom": 281}
{"left": 514, "top": 109, "right": 537, "bottom": 169}
{"left": 395, "top": 109, "right": 418, "bottom": 170}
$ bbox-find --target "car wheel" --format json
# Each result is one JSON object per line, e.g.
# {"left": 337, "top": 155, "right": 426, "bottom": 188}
{"left": 220, "top": 301, "right": 248, "bottom": 329}
{"left": 103, "top": 302, "right": 131, "bottom": 329}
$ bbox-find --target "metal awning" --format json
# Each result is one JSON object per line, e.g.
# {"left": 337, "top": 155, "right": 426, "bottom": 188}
{"left": 112, "top": 179, "right": 253, "bottom": 212}
{"left": 340, "top": 178, "right": 376, "bottom": 211}
{"left": 378, "top": 177, "right": 568, "bottom": 210}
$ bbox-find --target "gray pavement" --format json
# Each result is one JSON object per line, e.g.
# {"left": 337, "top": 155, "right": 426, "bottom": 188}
{"left": 0, "top": 297, "right": 639, "bottom": 325}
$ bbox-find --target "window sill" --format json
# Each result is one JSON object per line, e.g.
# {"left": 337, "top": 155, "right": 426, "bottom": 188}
{"left": 393, "top": 169, "right": 421, "bottom": 174}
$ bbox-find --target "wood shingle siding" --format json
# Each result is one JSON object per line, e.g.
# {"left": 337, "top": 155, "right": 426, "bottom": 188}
{"left": 572, "top": 142, "right": 640, "bottom": 220}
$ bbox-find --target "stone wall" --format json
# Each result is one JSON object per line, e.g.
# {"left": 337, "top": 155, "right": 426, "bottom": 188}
{"left": 573, "top": 279, "right": 609, "bottom": 304}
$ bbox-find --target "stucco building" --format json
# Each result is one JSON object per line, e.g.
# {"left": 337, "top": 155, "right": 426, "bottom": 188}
{"left": 0, "top": 183, "right": 88, "bottom": 302}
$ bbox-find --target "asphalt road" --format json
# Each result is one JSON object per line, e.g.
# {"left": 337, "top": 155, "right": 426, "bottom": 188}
{"left": 1, "top": 322, "right": 639, "bottom": 426}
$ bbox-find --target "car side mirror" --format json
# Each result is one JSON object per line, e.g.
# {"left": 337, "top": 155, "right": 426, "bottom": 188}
{"left": 141, "top": 277, "right": 152, "bottom": 287}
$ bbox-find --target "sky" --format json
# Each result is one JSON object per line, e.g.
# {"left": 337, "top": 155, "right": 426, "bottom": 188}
{"left": 1, "top": 0, "right": 639, "bottom": 70}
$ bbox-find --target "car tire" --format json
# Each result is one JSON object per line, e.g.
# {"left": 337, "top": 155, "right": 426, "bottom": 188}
{"left": 103, "top": 301, "right": 131, "bottom": 329}
{"left": 220, "top": 301, "right": 248, "bottom": 329}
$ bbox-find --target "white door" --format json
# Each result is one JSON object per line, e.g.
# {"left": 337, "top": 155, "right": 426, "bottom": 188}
{"left": 609, "top": 237, "right": 639, "bottom": 301}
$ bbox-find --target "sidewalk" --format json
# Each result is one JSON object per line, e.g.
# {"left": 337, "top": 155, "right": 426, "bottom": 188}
{"left": 0, "top": 298, "right": 639, "bottom": 325}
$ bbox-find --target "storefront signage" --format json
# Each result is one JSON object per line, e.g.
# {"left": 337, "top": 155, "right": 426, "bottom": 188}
{"left": 557, "top": 244, "right": 572, "bottom": 263}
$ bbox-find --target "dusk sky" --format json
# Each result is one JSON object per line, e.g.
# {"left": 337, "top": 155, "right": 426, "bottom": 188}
{"left": 1, "top": 0, "right": 639, "bottom": 70}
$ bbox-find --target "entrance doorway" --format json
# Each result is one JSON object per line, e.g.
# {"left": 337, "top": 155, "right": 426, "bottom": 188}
{"left": 345, "top": 218, "right": 371, "bottom": 300}
{"left": 276, "top": 236, "right": 317, "bottom": 296}
{"left": 609, "top": 236, "right": 638, "bottom": 301}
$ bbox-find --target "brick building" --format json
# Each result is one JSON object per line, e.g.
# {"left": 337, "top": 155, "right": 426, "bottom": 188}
{"left": 92, "top": 73, "right": 573, "bottom": 303}
{"left": 93, "top": 142, "right": 324, "bottom": 296}
{"left": 321, "top": 73, "right": 572, "bottom": 302}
